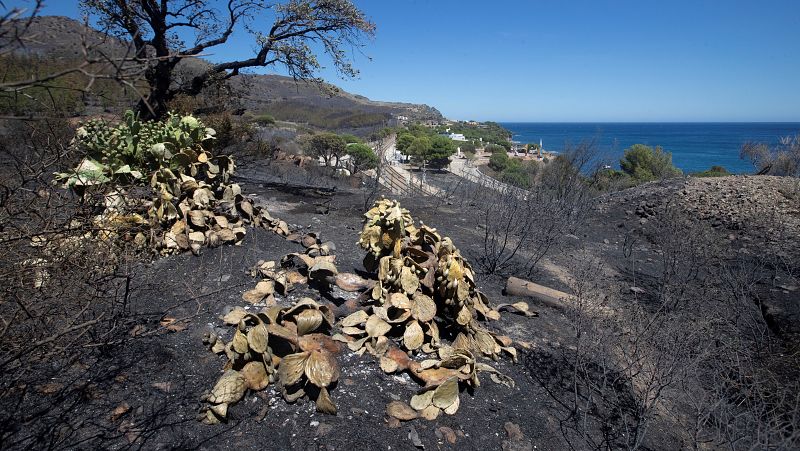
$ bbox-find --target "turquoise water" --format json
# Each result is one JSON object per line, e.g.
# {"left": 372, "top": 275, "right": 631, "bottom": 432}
{"left": 499, "top": 122, "right": 800, "bottom": 174}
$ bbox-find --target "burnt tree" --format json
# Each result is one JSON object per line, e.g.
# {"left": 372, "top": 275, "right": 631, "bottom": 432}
{"left": 81, "top": 0, "right": 375, "bottom": 118}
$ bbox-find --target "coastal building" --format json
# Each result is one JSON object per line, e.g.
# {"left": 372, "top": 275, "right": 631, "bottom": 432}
{"left": 448, "top": 133, "right": 467, "bottom": 141}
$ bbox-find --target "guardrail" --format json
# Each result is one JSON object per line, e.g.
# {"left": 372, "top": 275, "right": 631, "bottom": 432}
{"left": 456, "top": 163, "right": 530, "bottom": 199}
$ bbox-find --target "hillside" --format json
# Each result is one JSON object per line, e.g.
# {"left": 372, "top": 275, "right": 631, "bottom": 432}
{"left": 1, "top": 16, "right": 443, "bottom": 127}
{"left": 229, "top": 74, "right": 442, "bottom": 129}
{"left": 2, "top": 98, "right": 798, "bottom": 449}
{"left": 0, "top": 15, "right": 129, "bottom": 59}
{"left": 6, "top": 156, "right": 797, "bottom": 449}
{"left": 591, "top": 175, "right": 800, "bottom": 334}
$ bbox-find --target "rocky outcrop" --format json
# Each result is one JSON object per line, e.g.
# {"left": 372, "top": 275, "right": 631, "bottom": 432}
{"left": 597, "top": 175, "right": 800, "bottom": 337}
{"left": 602, "top": 176, "right": 800, "bottom": 259}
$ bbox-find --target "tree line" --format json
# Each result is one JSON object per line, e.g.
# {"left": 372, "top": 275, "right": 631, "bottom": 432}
{"left": 396, "top": 124, "right": 457, "bottom": 170}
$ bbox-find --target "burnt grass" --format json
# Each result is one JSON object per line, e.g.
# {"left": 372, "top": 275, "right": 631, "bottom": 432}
{"left": 9, "top": 164, "right": 799, "bottom": 450}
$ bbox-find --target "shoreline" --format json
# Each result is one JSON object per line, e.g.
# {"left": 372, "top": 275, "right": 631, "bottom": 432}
{"left": 498, "top": 122, "right": 800, "bottom": 174}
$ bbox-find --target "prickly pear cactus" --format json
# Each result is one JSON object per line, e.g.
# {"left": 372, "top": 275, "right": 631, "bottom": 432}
{"left": 348, "top": 199, "right": 516, "bottom": 360}
{"left": 55, "top": 111, "right": 290, "bottom": 255}
{"left": 199, "top": 200, "right": 529, "bottom": 425}
{"left": 74, "top": 110, "right": 218, "bottom": 176}
{"left": 337, "top": 199, "right": 526, "bottom": 417}
{"left": 201, "top": 298, "right": 340, "bottom": 424}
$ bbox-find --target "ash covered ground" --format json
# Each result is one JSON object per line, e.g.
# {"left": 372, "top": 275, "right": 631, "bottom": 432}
{"left": 9, "top": 164, "right": 798, "bottom": 451}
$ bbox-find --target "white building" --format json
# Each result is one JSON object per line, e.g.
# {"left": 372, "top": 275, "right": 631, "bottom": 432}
{"left": 448, "top": 133, "right": 467, "bottom": 141}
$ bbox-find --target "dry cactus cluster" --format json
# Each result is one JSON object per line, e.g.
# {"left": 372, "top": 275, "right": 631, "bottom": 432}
{"left": 201, "top": 232, "right": 373, "bottom": 424}
{"left": 54, "top": 112, "right": 292, "bottom": 257}
{"left": 241, "top": 233, "right": 345, "bottom": 304}
{"left": 127, "top": 145, "right": 293, "bottom": 255}
{"left": 332, "top": 199, "right": 525, "bottom": 416}
{"left": 201, "top": 199, "right": 531, "bottom": 424}
{"left": 344, "top": 199, "right": 522, "bottom": 359}
{"left": 200, "top": 298, "right": 340, "bottom": 424}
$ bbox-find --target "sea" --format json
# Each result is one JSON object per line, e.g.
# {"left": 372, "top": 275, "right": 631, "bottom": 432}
{"left": 499, "top": 122, "right": 800, "bottom": 174}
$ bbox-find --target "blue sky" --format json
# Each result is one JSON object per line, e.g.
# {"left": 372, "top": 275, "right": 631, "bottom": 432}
{"left": 12, "top": 0, "right": 800, "bottom": 122}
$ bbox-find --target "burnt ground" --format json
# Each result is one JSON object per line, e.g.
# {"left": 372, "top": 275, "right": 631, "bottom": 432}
{"left": 9, "top": 167, "right": 799, "bottom": 450}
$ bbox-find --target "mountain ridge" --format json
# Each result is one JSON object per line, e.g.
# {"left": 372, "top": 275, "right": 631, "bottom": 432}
{"left": 2, "top": 15, "right": 443, "bottom": 126}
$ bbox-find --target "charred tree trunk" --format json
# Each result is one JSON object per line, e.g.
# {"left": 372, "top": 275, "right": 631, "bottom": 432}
{"left": 138, "top": 14, "right": 176, "bottom": 120}
{"left": 139, "top": 62, "right": 174, "bottom": 120}
{"left": 504, "top": 276, "right": 573, "bottom": 308}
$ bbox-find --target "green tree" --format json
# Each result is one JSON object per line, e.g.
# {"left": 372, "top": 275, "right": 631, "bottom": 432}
{"left": 430, "top": 135, "right": 456, "bottom": 161}
{"left": 406, "top": 135, "right": 455, "bottom": 170}
{"left": 397, "top": 132, "right": 416, "bottom": 154}
{"left": 488, "top": 149, "right": 509, "bottom": 172}
{"left": 304, "top": 133, "right": 347, "bottom": 168}
{"left": 346, "top": 143, "right": 377, "bottom": 173}
{"left": 620, "top": 144, "right": 682, "bottom": 181}
{"left": 340, "top": 134, "right": 364, "bottom": 144}
{"left": 81, "top": 0, "right": 375, "bottom": 119}
{"left": 405, "top": 136, "right": 432, "bottom": 169}
{"left": 501, "top": 165, "right": 531, "bottom": 188}
{"left": 396, "top": 132, "right": 416, "bottom": 154}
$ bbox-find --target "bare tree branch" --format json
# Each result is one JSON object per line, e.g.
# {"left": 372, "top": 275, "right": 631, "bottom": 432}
{"left": 79, "top": 0, "right": 374, "bottom": 119}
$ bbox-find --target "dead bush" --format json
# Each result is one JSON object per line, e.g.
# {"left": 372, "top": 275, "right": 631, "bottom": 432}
{"left": 528, "top": 202, "right": 800, "bottom": 450}
{"left": 0, "top": 118, "right": 136, "bottom": 448}
{"left": 528, "top": 246, "right": 709, "bottom": 450}
{"left": 741, "top": 135, "right": 800, "bottom": 177}
{"left": 455, "top": 142, "right": 596, "bottom": 276}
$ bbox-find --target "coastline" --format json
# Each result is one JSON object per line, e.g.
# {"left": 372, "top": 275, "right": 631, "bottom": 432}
{"left": 498, "top": 122, "right": 800, "bottom": 174}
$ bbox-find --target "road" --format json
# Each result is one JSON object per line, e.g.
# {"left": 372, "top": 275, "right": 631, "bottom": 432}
{"left": 371, "top": 136, "right": 444, "bottom": 197}
{"left": 370, "top": 137, "right": 526, "bottom": 199}
{"left": 448, "top": 154, "right": 530, "bottom": 199}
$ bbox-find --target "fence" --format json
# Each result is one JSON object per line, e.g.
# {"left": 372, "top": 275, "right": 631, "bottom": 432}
{"left": 370, "top": 137, "right": 442, "bottom": 197}
{"left": 455, "top": 161, "right": 530, "bottom": 200}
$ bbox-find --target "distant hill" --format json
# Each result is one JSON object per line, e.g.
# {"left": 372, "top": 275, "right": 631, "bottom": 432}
{"left": 1, "top": 16, "right": 443, "bottom": 128}
{"left": 0, "top": 15, "right": 129, "bottom": 59}
{"left": 229, "top": 74, "right": 442, "bottom": 130}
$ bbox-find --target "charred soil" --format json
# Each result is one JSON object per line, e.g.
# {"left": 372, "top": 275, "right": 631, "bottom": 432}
{"left": 5, "top": 169, "right": 798, "bottom": 450}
